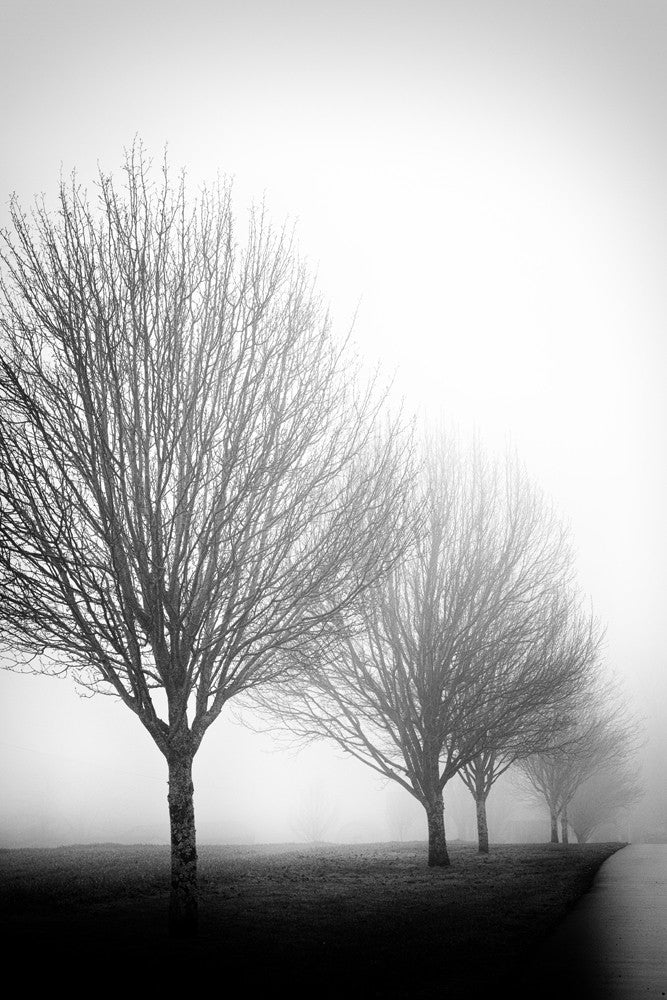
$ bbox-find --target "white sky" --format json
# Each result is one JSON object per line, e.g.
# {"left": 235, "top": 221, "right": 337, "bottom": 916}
{"left": 0, "top": 0, "right": 665, "bottom": 844}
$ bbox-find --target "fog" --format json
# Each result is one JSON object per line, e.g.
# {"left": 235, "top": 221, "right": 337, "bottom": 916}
{"left": 0, "top": 0, "right": 665, "bottom": 846}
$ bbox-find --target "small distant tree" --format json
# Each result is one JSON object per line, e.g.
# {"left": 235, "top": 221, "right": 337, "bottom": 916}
{"left": 518, "top": 679, "right": 639, "bottom": 844}
{"left": 460, "top": 753, "right": 516, "bottom": 853}
{"left": 568, "top": 765, "right": 642, "bottom": 843}
{"left": 385, "top": 785, "right": 420, "bottom": 842}
{"left": 0, "top": 146, "right": 413, "bottom": 935}
{"left": 257, "top": 434, "right": 585, "bottom": 866}
{"left": 292, "top": 787, "right": 338, "bottom": 845}
{"left": 514, "top": 753, "right": 564, "bottom": 844}
{"left": 459, "top": 601, "right": 602, "bottom": 853}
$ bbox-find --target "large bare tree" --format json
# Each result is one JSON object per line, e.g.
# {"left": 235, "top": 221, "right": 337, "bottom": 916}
{"left": 256, "top": 435, "right": 590, "bottom": 866}
{"left": 0, "top": 147, "right": 413, "bottom": 934}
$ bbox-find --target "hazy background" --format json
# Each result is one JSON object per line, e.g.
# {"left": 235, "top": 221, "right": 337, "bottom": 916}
{"left": 0, "top": 0, "right": 665, "bottom": 846}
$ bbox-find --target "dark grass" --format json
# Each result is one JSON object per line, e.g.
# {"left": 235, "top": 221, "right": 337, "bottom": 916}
{"left": 0, "top": 840, "right": 623, "bottom": 997}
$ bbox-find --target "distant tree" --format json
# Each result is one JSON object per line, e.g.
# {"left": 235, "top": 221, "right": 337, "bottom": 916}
{"left": 515, "top": 753, "right": 565, "bottom": 844}
{"left": 568, "top": 765, "right": 642, "bottom": 843}
{"left": 443, "top": 773, "right": 478, "bottom": 842}
{"left": 0, "top": 146, "right": 413, "bottom": 935}
{"left": 257, "top": 435, "right": 586, "bottom": 866}
{"left": 459, "top": 752, "right": 503, "bottom": 852}
{"left": 292, "top": 786, "right": 338, "bottom": 845}
{"left": 385, "top": 785, "right": 420, "bottom": 842}
{"left": 459, "top": 601, "right": 602, "bottom": 853}
{"left": 518, "top": 678, "right": 639, "bottom": 844}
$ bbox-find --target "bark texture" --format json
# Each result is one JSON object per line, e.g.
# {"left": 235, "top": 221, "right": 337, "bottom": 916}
{"left": 475, "top": 796, "right": 489, "bottom": 854}
{"left": 561, "top": 806, "right": 570, "bottom": 845}
{"left": 168, "top": 752, "right": 198, "bottom": 937}
{"left": 550, "top": 809, "right": 559, "bottom": 843}
{"left": 426, "top": 794, "right": 450, "bottom": 867}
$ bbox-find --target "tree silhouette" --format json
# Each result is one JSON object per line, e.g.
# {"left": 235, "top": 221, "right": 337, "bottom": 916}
{"left": 459, "top": 599, "right": 602, "bottom": 853}
{"left": 258, "top": 434, "right": 589, "bottom": 866}
{"left": 518, "top": 677, "right": 640, "bottom": 844}
{"left": 568, "top": 765, "right": 642, "bottom": 843}
{"left": 0, "top": 145, "right": 413, "bottom": 935}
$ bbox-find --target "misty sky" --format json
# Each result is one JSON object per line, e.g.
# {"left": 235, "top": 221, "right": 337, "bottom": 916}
{"left": 0, "top": 0, "right": 665, "bottom": 845}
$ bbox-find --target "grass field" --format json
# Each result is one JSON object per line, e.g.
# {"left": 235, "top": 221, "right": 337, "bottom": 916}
{"left": 0, "top": 840, "right": 623, "bottom": 996}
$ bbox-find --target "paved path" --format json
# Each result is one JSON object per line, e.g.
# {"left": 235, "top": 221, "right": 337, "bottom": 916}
{"left": 521, "top": 843, "right": 667, "bottom": 999}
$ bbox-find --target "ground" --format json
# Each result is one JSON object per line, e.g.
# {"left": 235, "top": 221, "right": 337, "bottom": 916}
{"left": 0, "top": 840, "right": 623, "bottom": 997}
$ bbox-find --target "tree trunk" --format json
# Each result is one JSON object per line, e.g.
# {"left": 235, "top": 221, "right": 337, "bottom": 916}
{"left": 425, "top": 792, "right": 450, "bottom": 867}
{"left": 550, "top": 809, "right": 559, "bottom": 843}
{"left": 475, "top": 795, "right": 489, "bottom": 854}
{"left": 167, "top": 750, "right": 198, "bottom": 937}
{"left": 561, "top": 806, "right": 569, "bottom": 845}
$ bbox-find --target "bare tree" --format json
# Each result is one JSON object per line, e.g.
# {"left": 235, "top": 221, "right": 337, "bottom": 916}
{"left": 0, "top": 146, "right": 413, "bottom": 935}
{"left": 516, "top": 753, "right": 565, "bottom": 843}
{"left": 385, "top": 784, "right": 421, "bottom": 842}
{"left": 460, "top": 601, "right": 602, "bottom": 853}
{"left": 568, "top": 765, "right": 642, "bottom": 843}
{"left": 291, "top": 786, "right": 338, "bottom": 845}
{"left": 256, "top": 434, "right": 586, "bottom": 866}
{"left": 459, "top": 752, "right": 507, "bottom": 853}
{"left": 518, "top": 679, "right": 640, "bottom": 844}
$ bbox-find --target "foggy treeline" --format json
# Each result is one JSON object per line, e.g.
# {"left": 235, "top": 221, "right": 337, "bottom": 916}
{"left": 0, "top": 146, "right": 641, "bottom": 937}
